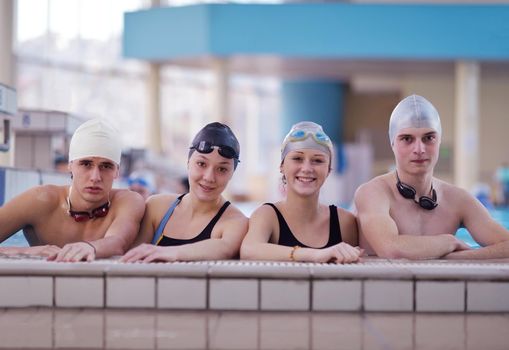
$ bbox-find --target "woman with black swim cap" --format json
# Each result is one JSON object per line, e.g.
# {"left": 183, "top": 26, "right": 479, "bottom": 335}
{"left": 240, "top": 121, "right": 361, "bottom": 263}
{"left": 122, "top": 122, "right": 248, "bottom": 262}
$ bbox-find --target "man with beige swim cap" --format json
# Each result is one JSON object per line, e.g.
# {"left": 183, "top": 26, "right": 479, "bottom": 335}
{"left": 355, "top": 95, "right": 509, "bottom": 259}
{"left": 0, "top": 119, "right": 144, "bottom": 261}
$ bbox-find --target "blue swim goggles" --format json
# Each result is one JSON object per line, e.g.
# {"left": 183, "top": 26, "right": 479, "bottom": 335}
{"left": 287, "top": 129, "right": 332, "bottom": 148}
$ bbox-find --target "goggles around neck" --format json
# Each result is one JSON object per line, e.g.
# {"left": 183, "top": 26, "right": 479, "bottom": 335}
{"left": 67, "top": 197, "right": 110, "bottom": 222}
{"left": 190, "top": 140, "right": 240, "bottom": 160}
{"left": 396, "top": 171, "right": 438, "bottom": 210}
{"left": 287, "top": 129, "right": 332, "bottom": 148}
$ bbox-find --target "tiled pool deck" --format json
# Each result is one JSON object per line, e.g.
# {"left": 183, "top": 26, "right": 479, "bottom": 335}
{"left": 1, "top": 257, "right": 508, "bottom": 312}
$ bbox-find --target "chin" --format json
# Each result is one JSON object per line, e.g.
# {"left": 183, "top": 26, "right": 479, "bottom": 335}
{"left": 196, "top": 190, "right": 221, "bottom": 202}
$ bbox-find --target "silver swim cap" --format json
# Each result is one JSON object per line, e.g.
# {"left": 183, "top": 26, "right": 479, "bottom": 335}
{"left": 69, "top": 118, "right": 122, "bottom": 164}
{"left": 281, "top": 121, "right": 333, "bottom": 161}
{"left": 388, "top": 95, "right": 442, "bottom": 145}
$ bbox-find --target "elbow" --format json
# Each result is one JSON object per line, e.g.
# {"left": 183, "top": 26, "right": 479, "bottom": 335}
{"left": 374, "top": 245, "right": 406, "bottom": 259}
{"left": 240, "top": 242, "right": 258, "bottom": 260}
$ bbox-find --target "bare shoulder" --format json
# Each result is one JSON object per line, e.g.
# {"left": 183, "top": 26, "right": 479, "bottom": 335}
{"left": 218, "top": 204, "right": 248, "bottom": 232}
{"left": 337, "top": 206, "right": 358, "bottom": 245}
{"left": 435, "top": 178, "right": 478, "bottom": 207}
{"left": 146, "top": 193, "right": 180, "bottom": 206}
{"left": 223, "top": 202, "right": 248, "bottom": 220}
{"left": 354, "top": 173, "right": 393, "bottom": 203}
{"left": 250, "top": 202, "right": 280, "bottom": 221}
{"left": 22, "top": 184, "right": 63, "bottom": 208}
{"left": 436, "top": 178, "right": 469, "bottom": 197}
{"left": 111, "top": 188, "right": 145, "bottom": 207}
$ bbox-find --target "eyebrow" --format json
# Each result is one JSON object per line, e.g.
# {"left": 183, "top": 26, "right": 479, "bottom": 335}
{"left": 290, "top": 151, "right": 327, "bottom": 158}
{"left": 196, "top": 155, "right": 232, "bottom": 165}
{"left": 100, "top": 161, "right": 115, "bottom": 167}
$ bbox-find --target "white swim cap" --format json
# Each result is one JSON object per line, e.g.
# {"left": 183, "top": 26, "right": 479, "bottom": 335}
{"left": 69, "top": 118, "right": 122, "bottom": 164}
{"left": 389, "top": 94, "right": 442, "bottom": 145}
{"left": 281, "top": 121, "right": 333, "bottom": 162}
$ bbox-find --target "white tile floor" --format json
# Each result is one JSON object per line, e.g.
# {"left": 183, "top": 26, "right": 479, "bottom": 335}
{"left": 0, "top": 308, "right": 508, "bottom": 350}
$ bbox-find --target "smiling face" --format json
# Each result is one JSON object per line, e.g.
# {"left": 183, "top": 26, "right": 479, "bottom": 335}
{"left": 392, "top": 127, "right": 441, "bottom": 176}
{"left": 69, "top": 156, "right": 119, "bottom": 205}
{"left": 281, "top": 148, "right": 330, "bottom": 197}
{"left": 187, "top": 149, "right": 235, "bottom": 202}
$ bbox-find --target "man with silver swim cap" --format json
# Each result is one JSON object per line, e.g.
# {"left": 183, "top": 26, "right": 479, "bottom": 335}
{"left": 281, "top": 121, "right": 333, "bottom": 165}
{"left": 355, "top": 94, "right": 509, "bottom": 260}
{"left": 0, "top": 118, "right": 145, "bottom": 262}
{"left": 388, "top": 94, "right": 442, "bottom": 145}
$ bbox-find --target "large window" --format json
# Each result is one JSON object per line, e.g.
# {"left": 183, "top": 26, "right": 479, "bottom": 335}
{"left": 15, "top": 0, "right": 148, "bottom": 148}
{"left": 15, "top": 0, "right": 282, "bottom": 200}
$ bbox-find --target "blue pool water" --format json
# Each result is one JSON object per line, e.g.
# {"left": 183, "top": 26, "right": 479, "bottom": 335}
{"left": 2, "top": 207, "right": 509, "bottom": 249}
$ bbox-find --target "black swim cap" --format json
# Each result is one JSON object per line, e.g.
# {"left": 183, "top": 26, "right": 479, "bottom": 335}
{"left": 188, "top": 122, "right": 240, "bottom": 169}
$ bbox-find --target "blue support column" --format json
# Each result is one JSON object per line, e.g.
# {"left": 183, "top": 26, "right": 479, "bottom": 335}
{"left": 281, "top": 80, "right": 345, "bottom": 171}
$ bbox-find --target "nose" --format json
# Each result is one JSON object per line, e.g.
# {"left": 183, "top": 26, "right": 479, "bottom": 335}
{"left": 90, "top": 166, "right": 102, "bottom": 182}
{"left": 413, "top": 139, "right": 425, "bottom": 154}
{"left": 202, "top": 166, "right": 215, "bottom": 183}
{"left": 301, "top": 159, "right": 313, "bottom": 172}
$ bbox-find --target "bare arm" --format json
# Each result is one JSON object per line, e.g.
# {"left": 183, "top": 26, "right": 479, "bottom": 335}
{"left": 172, "top": 215, "right": 248, "bottom": 261}
{"left": 240, "top": 205, "right": 360, "bottom": 263}
{"left": 445, "top": 191, "right": 509, "bottom": 260}
{"left": 338, "top": 208, "right": 359, "bottom": 247}
{"left": 0, "top": 187, "right": 48, "bottom": 242}
{"left": 130, "top": 194, "right": 172, "bottom": 248}
{"left": 91, "top": 190, "right": 146, "bottom": 257}
{"left": 121, "top": 212, "right": 248, "bottom": 262}
{"left": 355, "top": 182, "right": 466, "bottom": 260}
{"left": 0, "top": 186, "right": 62, "bottom": 256}
{"left": 52, "top": 190, "right": 145, "bottom": 261}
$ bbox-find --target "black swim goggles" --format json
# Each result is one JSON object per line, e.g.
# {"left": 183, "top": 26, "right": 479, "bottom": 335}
{"left": 190, "top": 140, "right": 240, "bottom": 160}
{"left": 396, "top": 171, "right": 438, "bottom": 210}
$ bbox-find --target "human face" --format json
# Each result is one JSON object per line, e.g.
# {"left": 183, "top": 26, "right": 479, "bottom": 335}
{"left": 281, "top": 149, "right": 330, "bottom": 196}
{"left": 392, "top": 127, "right": 440, "bottom": 176}
{"left": 188, "top": 149, "right": 234, "bottom": 201}
{"left": 69, "top": 157, "right": 119, "bottom": 203}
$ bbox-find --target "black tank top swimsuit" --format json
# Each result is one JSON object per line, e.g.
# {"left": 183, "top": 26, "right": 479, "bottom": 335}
{"left": 156, "top": 194, "right": 231, "bottom": 246}
{"left": 264, "top": 203, "right": 342, "bottom": 248}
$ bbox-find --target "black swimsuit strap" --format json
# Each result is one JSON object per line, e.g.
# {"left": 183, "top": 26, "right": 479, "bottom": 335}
{"left": 264, "top": 202, "right": 294, "bottom": 240}
{"left": 200, "top": 200, "right": 231, "bottom": 236}
{"left": 264, "top": 203, "right": 342, "bottom": 248}
{"left": 327, "top": 205, "right": 342, "bottom": 246}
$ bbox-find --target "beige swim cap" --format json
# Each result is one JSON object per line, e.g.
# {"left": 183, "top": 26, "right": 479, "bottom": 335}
{"left": 69, "top": 118, "right": 122, "bottom": 164}
{"left": 281, "top": 121, "right": 333, "bottom": 162}
{"left": 389, "top": 94, "right": 442, "bottom": 145}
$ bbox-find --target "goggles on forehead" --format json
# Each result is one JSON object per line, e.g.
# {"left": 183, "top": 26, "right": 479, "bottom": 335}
{"left": 67, "top": 197, "right": 110, "bottom": 222}
{"left": 190, "top": 140, "right": 239, "bottom": 160}
{"left": 287, "top": 129, "right": 332, "bottom": 148}
{"left": 396, "top": 172, "right": 438, "bottom": 210}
